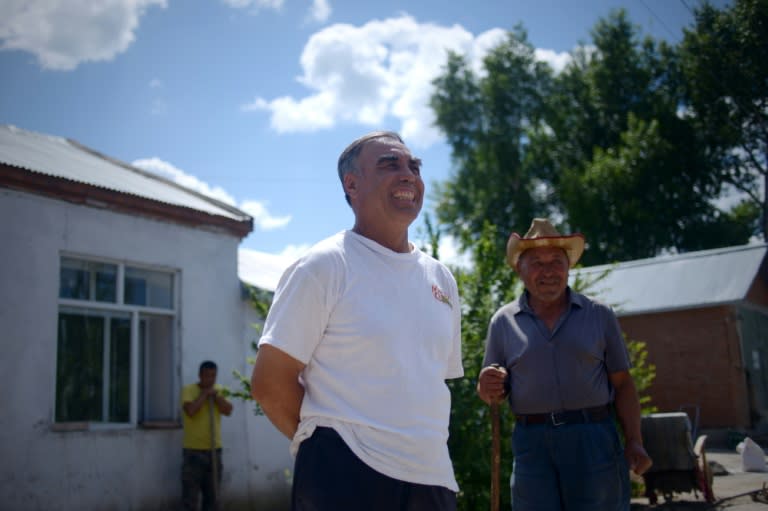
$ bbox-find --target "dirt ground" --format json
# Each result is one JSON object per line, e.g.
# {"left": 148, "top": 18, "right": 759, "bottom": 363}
{"left": 630, "top": 449, "right": 768, "bottom": 510}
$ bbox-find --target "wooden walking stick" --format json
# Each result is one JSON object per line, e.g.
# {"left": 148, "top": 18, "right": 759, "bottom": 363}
{"left": 490, "top": 399, "right": 501, "bottom": 511}
{"left": 209, "top": 395, "right": 219, "bottom": 511}
{"left": 489, "top": 363, "right": 504, "bottom": 511}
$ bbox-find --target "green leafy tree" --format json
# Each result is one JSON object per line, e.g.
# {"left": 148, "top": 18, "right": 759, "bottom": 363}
{"left": 540, "top": 9, "right": 755, "bottom": 263}
{"left": 229, "top": 285, "right": 273, "bottom": 412}
{"left": 444, "top": 222, "right": 519, "bottom": 511}
{"left": 430, "top": 27, "right": 553, "bottom": 260}
{"left": 626, "top": 338, "right": 656, "bottom": 412}
{"left": 431, "top": 9, "right": 757, "bottom": 266}
{"left": 679, "top": 0, "right": 767, "bottom": 239}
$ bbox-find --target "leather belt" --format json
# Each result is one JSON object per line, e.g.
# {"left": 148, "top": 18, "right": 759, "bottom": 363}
{"left": 516, "top": 404, "right": 612, "bottom": 426}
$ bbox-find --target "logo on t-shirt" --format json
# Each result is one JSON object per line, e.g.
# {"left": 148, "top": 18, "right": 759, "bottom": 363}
{"left": 432, "top": 284, "right": 452, "bottom": 309}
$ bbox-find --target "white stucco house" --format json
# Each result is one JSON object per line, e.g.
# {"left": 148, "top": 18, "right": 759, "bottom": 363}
{"left": 0, "top": 125, "right": 292, "bottom": 510}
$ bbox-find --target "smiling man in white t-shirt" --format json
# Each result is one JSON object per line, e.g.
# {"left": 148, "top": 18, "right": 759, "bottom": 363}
{"left": 250, "top": 131, "right": 463, "bottom": 511}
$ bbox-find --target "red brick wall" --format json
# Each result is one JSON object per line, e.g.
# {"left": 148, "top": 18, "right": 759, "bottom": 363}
{"left": 747, "top": 263, "right": 768, "bottom": 304}
{"left": 619, "top": 306, "right": 749, "bottom": 428}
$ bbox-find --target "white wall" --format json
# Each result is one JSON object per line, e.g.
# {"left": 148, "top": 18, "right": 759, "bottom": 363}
{"left": 0, "top": 189, "right": 291, "bottom": 510}
{"left": 241, "top": 299, "right": 293, "bottom": 507}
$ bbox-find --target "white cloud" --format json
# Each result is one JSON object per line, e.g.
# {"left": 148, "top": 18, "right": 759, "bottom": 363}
{"left": 469, "top": 28, "right": 507, "bottom": 76}
{"left": 0, "top": 0, "right": 166, "bottom": 71}
{"left": 238, "top": 235, "right": 468, "bottom": 292}
{"left": 245, "top": 17, "right": 570, "bottom": 148}
{"left": 132, "top": 157, "right": 291, "bottom": 231}
{"left": 242, "top": 93, "right": 336, "bottom": 132}
{"left": 308, "top": 0, "right": 331, "bottom": 24}
{"left": 220, "top": 0, "right": 284, "bottom": 11}
{"left": 244, "top": 15, "right": 510, "bottom": 148}
{"left": 437, "top": 234, "right": 473, "bottom": 269}
{"left": 535, "top": 48, "right": 571, "bottom": 74}
{"left": 239, "top": 244, "right": 310, "bottom": 291}
{"left": 240, "top": 200, "right": 292, "bottom": 230}
{"left": 414, "top": 233, "right": 473, "bottom": 269}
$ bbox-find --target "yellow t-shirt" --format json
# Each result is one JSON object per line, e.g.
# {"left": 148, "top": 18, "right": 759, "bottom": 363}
{"left": 181, "top": 383, "right": 224, "bottom": 449}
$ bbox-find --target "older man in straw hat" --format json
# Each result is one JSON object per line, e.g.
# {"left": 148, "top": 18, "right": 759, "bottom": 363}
{"left": 477, "top": 218, "right": 651, "bottom": 511}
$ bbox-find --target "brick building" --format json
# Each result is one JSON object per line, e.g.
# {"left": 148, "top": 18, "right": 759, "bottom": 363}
{"left": 574, "top": 244, "right": 768, "bottom": 431}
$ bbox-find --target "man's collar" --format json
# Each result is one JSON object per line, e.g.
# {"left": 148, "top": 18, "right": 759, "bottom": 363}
{"left": 517, "top": 287, "right": 583, "bottom": 314}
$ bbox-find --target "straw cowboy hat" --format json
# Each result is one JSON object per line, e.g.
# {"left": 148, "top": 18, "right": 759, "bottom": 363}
{"left": 506, "top": 218, "right": 585, "bottom": 268}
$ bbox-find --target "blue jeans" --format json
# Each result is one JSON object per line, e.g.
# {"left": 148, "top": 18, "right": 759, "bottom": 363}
{"left": 511, "top": 419, "right": 629, "bottom": 511}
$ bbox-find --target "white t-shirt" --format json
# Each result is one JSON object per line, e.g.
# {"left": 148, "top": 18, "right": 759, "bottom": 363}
{"left": 259, "top": 230, "right": 463, "bottom": 491}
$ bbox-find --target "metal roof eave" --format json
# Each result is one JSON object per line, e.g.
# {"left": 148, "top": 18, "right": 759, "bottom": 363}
{"left": 0, "top": 125, "right": 253, "bottom": 226}
{"left": 67, "top": 138, "right": 252, "bottom": 223}
{"left": 1, "top": 163, "right": 254, "bottom": 239}
{"left": 613, "top": 298, "right": 743, "bottom": 318}
{"left": 571, "top": 243, "right": 767, "bottom": 315}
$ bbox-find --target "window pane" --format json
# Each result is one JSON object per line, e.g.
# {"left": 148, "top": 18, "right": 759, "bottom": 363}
{"left": 125, "top": 267, "right": 173, "bottom": 309}
{"left": 140, "top": 315, "right": 175, "bottom": 421}
{"left": 109, "top": 317, "right": 131, "bottom": 422}
{"left": 59, "top": 258, "right": 116, "bottom": 303}
{"left": 59, "top": 259, "right": 90, "bottom": 300}
{"left": 56, "top": 309, "right": 131, "bottom": 423}
{"left": 56, "top": 312, "right": 104, "bottom": 421}
{"left": 95, "top": 265, "right": 117, "bottom": 302}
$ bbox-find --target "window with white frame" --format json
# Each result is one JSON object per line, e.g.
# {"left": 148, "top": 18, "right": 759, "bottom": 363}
{"left": 56, "top": 256, "right": 178, "bottom": 426}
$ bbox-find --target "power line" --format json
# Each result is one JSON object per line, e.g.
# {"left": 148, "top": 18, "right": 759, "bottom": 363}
{"left": 638, "top": 0, "right": 680, "bottom": 40}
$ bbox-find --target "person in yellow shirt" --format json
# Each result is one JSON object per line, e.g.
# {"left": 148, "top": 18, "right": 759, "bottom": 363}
{"left": 181, "top": 360, "right": 233, "bottom": 511}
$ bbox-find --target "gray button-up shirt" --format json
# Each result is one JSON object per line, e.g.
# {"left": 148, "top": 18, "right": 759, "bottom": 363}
{"left": 482, "top": 288, "right": 630, "bottom": 414}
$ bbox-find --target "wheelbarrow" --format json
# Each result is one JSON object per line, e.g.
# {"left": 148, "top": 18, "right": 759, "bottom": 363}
{"left": 640, "top": 412, "right": 715, "bottom": 505}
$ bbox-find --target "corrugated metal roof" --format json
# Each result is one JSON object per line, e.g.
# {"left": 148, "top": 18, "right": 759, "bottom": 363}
{"left": 0, "top": 124, "right": 250, "bottom": 222}
{"left": 571, "top": 243, "right": 767, "bottom": 315}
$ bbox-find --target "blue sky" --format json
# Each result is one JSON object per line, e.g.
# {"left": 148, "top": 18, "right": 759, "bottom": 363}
{"left": 0, "top": 0, "right": 730, "bottom": 288}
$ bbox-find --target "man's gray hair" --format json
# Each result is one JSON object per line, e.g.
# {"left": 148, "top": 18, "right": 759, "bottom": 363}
{"left": 337, "top": 131, "right": 404, "bottom": 205}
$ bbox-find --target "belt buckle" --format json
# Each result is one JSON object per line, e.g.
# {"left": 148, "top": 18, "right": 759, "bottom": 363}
{"left": 550, "top": 412, "right": 565, "bottom": 426}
